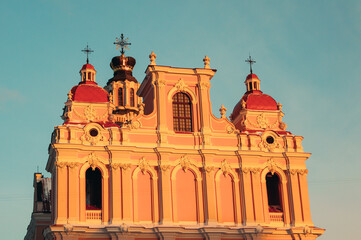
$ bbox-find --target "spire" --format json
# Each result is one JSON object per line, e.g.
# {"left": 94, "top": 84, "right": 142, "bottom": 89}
{"left": 81, "top": 44, "right": 94, "bottom": 64}
{"left": 80, "top": 45, "right": 96, "bottom": 83}
{"left": 113, "top": 34, "right": 131, "bottom": 55}
{"left": 244, "top": 55, "right": 260, "bottom": 92}
{"left": 245, "top": 55, "right": 256, "bottom": 74}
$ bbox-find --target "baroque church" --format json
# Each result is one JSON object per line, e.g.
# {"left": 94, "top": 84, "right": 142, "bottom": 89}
{"left": 25, "top": 35, "right": 324, "bottom": 240}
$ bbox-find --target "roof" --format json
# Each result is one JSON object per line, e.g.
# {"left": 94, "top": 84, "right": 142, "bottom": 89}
{"left": 81, "top": 64, "right": 95, "bottom": 71}
{"left": 70, "top": 81, "right": 109, "bottom": 103}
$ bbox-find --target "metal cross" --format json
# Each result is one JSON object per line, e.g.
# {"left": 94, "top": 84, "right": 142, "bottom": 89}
{"left": 245, "top": 55, "right": 256, "bottom": 74}
{"left": 114, "top": 34, "right": 131, "bottom": 55}
{"left": 81, "top": 44, "right": 94, "bottom": 64}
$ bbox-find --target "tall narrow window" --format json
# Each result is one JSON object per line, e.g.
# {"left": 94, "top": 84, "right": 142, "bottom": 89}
{"left": 118, "top": 88, "right": 124, "bottom": 106}
{"left": 172, "top": 92, "right": 192, "bottom": 132}
{"left": 266, "top": 173, "right": 282, "bottom": 212}
{"left": 130, "top": 88, "right": 135, "bottom": 107}
{"left": 86, "top": 168, "right": 102, "bottom": 210}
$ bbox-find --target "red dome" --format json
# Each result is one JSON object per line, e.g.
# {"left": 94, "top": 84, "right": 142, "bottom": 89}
{"left": 81, "top": 64, "right": 95, "bottom": 71}
{"left": 246, "top": 73, "right": 259, "bottom": 80}
{"left": 231, "top": 91, "right": 278, "bottom": 119}
{"left": 70, "top": 81, "right": 109, "bottom": 103}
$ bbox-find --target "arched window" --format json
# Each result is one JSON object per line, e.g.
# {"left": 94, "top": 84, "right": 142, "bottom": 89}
{"left": 118, "top": 88, "right": 124, "bottom": 106}
{"left": 130, "top": 88, "right": 135, "bottom": 107}
{"left": 86, "top": 168, "right": 102, "bottom": 210}
{"left": 266, "top": 172, "right": 282, "bottom": 212}
{"left": 172, "top": 92, "right": 192, "bottom": 132}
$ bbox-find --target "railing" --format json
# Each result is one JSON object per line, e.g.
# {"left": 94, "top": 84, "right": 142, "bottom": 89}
{"left": 86, "top": 210, "right": 102, "bottom": 221}
{"left": 269, "top": 212, "right": 284, "bottom": 223}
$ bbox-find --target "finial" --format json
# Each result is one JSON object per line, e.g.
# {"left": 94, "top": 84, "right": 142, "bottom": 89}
{"left": 219, "top": 104, "right": 227, "bottom": 118}
{"left": 114, "top": 34, "right": 131, "bottom": 55}
{"left": 149, "top": 51, "right": 157, "bottom": 65}
{"left": 81, "top": 44, "right": 94, "bottom": 64}
{"left": 277, "top": 102, "right": 283, "bottom": 111}
{"left": 245, "top": 55, "right": 256, "bottom": 74}
{"left": 203, "top": 55, "right": 210, "bottom": 69}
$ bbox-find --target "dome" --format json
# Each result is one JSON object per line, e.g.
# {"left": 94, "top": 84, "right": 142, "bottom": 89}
{"left": 110, "top": 55, "right": 136, "bottom": 72}
{"left": 81, "top": 64, "right": 95, "bottom": 71}
{"left": 231, "top": 91, "right": 278, "bottom": 119}
{"left": 70, "top": 81, "right": 109, "bottom": 103}
{"left": 246, "top": 73, "right": 259, "bottom": 81}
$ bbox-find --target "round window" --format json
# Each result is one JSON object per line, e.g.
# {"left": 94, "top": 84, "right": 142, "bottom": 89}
{"left": 266, "top": 136, "right": 274, "bottom": 144}
{"left": 89, "top": 128, "right": 99, "bottom": 137}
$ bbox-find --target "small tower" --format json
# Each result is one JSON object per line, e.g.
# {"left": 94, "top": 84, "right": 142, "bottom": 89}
{"left": 104, "top": 34, "right": 142, "bottom": 125}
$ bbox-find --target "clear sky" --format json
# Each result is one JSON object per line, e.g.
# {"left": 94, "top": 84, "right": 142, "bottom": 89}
{"left": 1, "top": 1, "right": 360, "bottom": 239}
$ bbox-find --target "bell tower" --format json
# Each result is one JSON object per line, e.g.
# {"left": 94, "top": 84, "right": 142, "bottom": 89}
{"left": 104, "top": 34, "right": 142, "bottom": 125}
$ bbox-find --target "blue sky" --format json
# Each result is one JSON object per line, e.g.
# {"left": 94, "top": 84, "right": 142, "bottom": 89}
{"left": 1, "top": 1, "right": 360, "bottom": 239}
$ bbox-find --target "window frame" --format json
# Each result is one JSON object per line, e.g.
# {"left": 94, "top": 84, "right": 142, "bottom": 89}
{"left": 172, "top": 92, "right": 193, "bottom": 133}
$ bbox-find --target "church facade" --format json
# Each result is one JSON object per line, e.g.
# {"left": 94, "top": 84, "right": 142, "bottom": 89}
{"left": 25, "top": 40, "right": 324, "bottom": 240}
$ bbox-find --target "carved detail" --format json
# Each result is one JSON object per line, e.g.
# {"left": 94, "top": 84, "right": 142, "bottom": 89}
{"left": 259, "top": 135, "right": 281, "bottom": 152}
{"left": 290, "top": 169, "right": 309, "bottom": 175}
{"left": 120, "top": 163, "right": 132, "bottom": 171}
{"left": 203, "top": 55, "right": 210, "bottom": 69}
{"left": 204, "top": 166, "right": 215, "bottom": 174}
{"left": 67, "top": 90, "right": 73, "bottom": 101}
{"left": 149, "top": 51, "right": 157, "bottom": 65}
{"left": 199, "top": 80, "right": 211, "bottom": 90}
{"left": 108, "top": 92, "right": 113, "bottom": 102}
{"left": 266, "top": 158, "right": 279, "bottom": 175}
{"left": 73, "top": 105, "right": 108, "bottom": 122}
{"left": 67, "top": 162, "right": 80, "bottom": 169}
{"left": 220, "top": 159, "right": 232, "bottom": 175}
{"left": 179, "top": 155, "right": 194, "bottom": 172}
{"left": 55, "top": 162, "right": 66, "bottom": 168}
{"left": 81, "top": 128, "right": 104, "bottom": 145}
{"left": 243, "top": 167, "right": 262, "bottom": 174}
{"left": 219, "top": 104, "right": 227, "bottom": 118}
{"left": 245, "top": 113, "right": 279, "bottom": 129}
{"left": 175, "top": 78, "right": 187, "bottom": 91}
{"left": 226, "top": 125, "right": 235, "bottom": 134}
{"left": 139, "top": 157, "right": 150, "bottom": 174}
{"left": 160, "top": 164, "right": 171, "bottom": 172}
{"left": 86, "top": 152, "right": 106, "bottom": 171}
{"left": 156, "top": 79, "right": 166, "bottom": 87}
{"left": 129, "top": 120, "right": 141, "bottom": 130}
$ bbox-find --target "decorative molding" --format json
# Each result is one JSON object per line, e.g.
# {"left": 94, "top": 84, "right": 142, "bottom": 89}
{"left": 204, "top": 166, "right": 215, "bottom": 174}
{"left": 175, "top": 78, "right": 187, "bottom": 91}
{"left": 199, "top": 80, "right": 211, "bottom": 90}
{"left": 155, "top": 78, "right": 166, "bottom": 87}
{"left": 139, "top": 157, "right": 150, "bottom": 174}
{"left": 80, "top": 128, "right": 104, "bottom": 145}
{"left": 226, "top": 125, "right": 235, "bottom": 134}
{"left": 245, "top": 113, "right": 279, "bottom": 129}
{"left": 220, "top": 159, "right": 232, "bottom": 175}
{"left": 120, "top": 163, "right": 132, "bottom": 171}
{"left": 242, "top": 167, "right": 262, "bottom": 174}
{"left": 55, "top": 162, "right": 66, "bottom": 169}
{"left": 128, "top": 120, "right": 141, "bottom": 130}
{"left": 290, "top": 169, "right": 309, "bottom": 175}
{"left": 67, "top": 162, "right": 80, "bottom": 169}
{"left": 160, "top": 164, "right": 171, "bottom": 172}
{"left": 73, "top": 105, "right": 108, "bottom": 122}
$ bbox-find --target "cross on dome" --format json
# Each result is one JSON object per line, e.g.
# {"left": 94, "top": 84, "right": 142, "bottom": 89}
{"left": 114, "top": 34, "right": 131, "bottom": 55}
{"left": 245, "top": 55, "right": 256, "bottom": 74}
{"left": 81, "top": 44, "right": 94, "bottom": 64}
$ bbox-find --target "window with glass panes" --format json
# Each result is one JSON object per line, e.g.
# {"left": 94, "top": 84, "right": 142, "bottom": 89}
{"left": 118, "top": 88, "right": 124, "bottom": 106}
{"left": 172, "top": 92, "right": 192, "bottom": 132}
